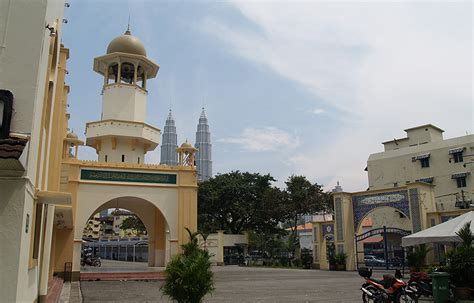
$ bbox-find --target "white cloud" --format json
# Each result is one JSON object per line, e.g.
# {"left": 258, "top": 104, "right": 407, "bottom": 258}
{"left": 202, "top": 2, "right": 473, "bottom": 191}
{"left": 219, "top": 127, "right": 301, "bottom": 152}
{"left": 310, "top": 108, "right": 326, "bottom": 115}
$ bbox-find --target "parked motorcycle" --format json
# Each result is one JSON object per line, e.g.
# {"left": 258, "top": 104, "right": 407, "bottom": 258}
{"left": 81, "top": 253, "right": 101, "bottom": 267}
{"left": 359, "top": 267, "right": 417, "bottom": 303}
{"left": 407, "top": 271, "right": 456, "bottom": 302}
{"left": 81, "top": 247, "right": 101, "bottom": 267}
{"left": 407, "top": 271, "right": 432, "bottom": 298}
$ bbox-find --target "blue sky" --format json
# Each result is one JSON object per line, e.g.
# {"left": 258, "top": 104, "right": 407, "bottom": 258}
{"left": 62, "top": 1, "right": 472, "bottom": 191}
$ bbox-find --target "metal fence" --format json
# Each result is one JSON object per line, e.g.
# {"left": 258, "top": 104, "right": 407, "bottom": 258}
{"left": 85, "top": 239, "right": 149, "bottom": 262}
{"left": 355, "top": 226, "right": 410, "bottom": 271}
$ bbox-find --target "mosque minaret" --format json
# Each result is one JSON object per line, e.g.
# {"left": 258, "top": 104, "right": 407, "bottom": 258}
{"left": 85, "top": 27, "right": 161, "bottom": 163}
{"left": 160, "top": 109, "right": 178, "bottom": 165}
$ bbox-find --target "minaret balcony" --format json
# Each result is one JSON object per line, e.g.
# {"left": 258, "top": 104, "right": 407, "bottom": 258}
{"left": 85, "top": 119, "right": 161, "bottom": 151}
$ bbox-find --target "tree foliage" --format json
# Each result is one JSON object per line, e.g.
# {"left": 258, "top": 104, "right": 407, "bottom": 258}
{"left": 120, "top": 215, "right": 147, "bottom": 235}
{"left": 198, "top": 171, "right": 333, "bottom": 259}
{"left": 446, "top": 222, "right": 474, "bottom": 287}
{"left": 282, "top": 175, "right": 332, "bottom": 239}
{"left": 198, "top": 171, "right": 284, "bottom": 234}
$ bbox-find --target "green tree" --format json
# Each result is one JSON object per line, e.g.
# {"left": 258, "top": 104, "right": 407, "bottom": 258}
{"left": 446, "top": 222, "right": 474, "bottom": 288}
{"left": 198, "top": 171, "right": 283, "bottom": 234}
{"left": 282, "top": 175, "right": 331, "bottom": 244}
{"left": 120, "top": 215, "right": 147, "bottom": 235}
{"left": 161, "top": 228, "right": 214, "bottom": 303}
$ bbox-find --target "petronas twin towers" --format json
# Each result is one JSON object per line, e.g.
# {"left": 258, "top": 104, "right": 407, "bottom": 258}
{"left": 160, "top": 108, "right": 212, "bottom": 182}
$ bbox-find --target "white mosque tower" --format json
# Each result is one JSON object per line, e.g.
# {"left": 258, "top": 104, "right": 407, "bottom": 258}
{"left": 160, "top": 109, "right": 178, "bottom": 165}
{"left": 85, "top": 27, "right": 161, "bottom": 164}
{"left": 195, "top": 108, "right": 212, "bottom": 181}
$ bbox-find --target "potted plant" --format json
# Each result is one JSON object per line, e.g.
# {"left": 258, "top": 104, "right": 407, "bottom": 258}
{"left": 327, "top": 244, "right": 336, "bottom": 270}
{"left": 335, "top": 253, "right": 347, "bottom": 271}
{"left": 407, "top": 244, "right": 431, "bottom": 272}
{"left": 446, "top": 222, "right": 474, "bottom": 300}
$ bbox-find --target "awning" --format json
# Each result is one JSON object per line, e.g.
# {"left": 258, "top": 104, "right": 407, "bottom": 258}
{"left": 402, "top": 211, "right": 474, "bottom": 247}
{"left": 451, "top": 172, "right": 470, "bottom": 179}
{"left": 415, "top": 153, "right": 430, "bottom": 160}
{"left": 36, "top": 190, "right": 72, "bottom": 206}
{"left": 416, "top": 177, "right": 434, "bottom": 183}
{"left": 363, "top": 236, "right": 383, "bottom": 244}
{"left": 449, "top": 147, "right": 465, "bottom": 154}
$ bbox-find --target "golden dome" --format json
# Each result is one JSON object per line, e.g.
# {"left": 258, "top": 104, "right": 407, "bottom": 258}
{"left": 106, "top": 30, "right": 147, "bottom": 56}
{"left": 180, "top": 142, "right": 193, "bottom": 149}
{"left": 66, "top": 132, "right": 78, "bottom": 139}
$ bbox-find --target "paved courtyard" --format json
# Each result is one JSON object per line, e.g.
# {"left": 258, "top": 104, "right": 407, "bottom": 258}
{"left": 80, "top": 266, "right": 366, "bottom": 302}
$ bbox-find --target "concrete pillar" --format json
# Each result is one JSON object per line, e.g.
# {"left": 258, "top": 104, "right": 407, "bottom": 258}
{"left": 38, "top": 204, "right": 55, "bottom": 303}
{"left": 165, "top": 230, "right": 170, "bottom": 265}
{"left": 216, "top": 230, "right": 224, "bottom": 266}
{"left": 170, "top": 240, "right": 179, "bottom": 258}
{"left": 71, "top": 239, "right": 82, "bottom": 281}
{"left": 148, "top": 240, "right": 155, "bottom": 267}
{"left": 154, "top": 209, "right": 166, "bottom": 266}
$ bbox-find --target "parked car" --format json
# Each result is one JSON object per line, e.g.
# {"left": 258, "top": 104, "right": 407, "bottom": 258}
{"left": 364, "top": 255, "right": 385, "bottom": 267}
{"left": 388, "top": 257, "right": 403, "bottom": 267}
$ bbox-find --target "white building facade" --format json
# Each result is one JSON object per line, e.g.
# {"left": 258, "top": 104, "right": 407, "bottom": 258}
{"left": 368, "top": 124, "right": 473, "bottom": 212}
{"left": 0, "top": 1, "right": 69, "bottom": 302}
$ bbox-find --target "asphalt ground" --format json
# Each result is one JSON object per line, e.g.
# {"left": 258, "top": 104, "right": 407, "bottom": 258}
{"left": 80, "top": 265, "right": 371, "bottom": 302}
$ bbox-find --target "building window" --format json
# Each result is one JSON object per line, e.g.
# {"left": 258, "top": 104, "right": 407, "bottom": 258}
{"left": 456, "top": 177, "right": 467, "bottom": 188}
{"left": 0, "top": 90, "right": 14, "bottom": 139}
{"left": 122, "top": 154, "right": 125, "bottom": 162}
{"left": 105, "top": 155, "right": 108, "bottom": 162}
{"left": 420, "top": 158, "right": 430, "bottom": 168}
{"left": 453, "top": 152, "right": 463, "bottom": 163}
{"left": 138, "top": 157, "right": 140, "bottom": 164}
{"left": 452, "top": 172, "right": 469, "bottom": 188}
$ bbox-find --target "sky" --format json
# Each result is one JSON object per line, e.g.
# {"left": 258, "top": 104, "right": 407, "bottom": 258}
{"left": 62, "top": 1, "right": 473, "bottom": 192}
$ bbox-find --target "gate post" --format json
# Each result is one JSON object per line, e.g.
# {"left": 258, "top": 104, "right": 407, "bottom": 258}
{"left": 354, "top": 234, "right": 359, "bottom": 270}
{"left": 383, "top": 226, "right": 389, "bottom": 270}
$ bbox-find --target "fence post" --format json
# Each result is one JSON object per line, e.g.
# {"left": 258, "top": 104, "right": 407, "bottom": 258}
{"left": 383, "top": 226, "right": 389, "bottom": 270}
{"left": 64, "top": 262, "right": 72, "bottom": 282}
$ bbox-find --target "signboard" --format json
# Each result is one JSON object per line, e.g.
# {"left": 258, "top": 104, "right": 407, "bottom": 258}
{"left": 322, "top": 223, "right": 334, "bottom": 241}
{"left": 322, "top": 224, "right": 334, "bottom": 236}
{"left": 352, "top": 190, "right": 410, "bottom": 230}
{"left": 81, "top": 169, "right": 177, "bottom": 185}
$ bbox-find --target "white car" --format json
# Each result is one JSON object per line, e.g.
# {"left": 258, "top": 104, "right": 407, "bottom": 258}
{"left": 364, "top": 255, "right": 385, "bottom": 266}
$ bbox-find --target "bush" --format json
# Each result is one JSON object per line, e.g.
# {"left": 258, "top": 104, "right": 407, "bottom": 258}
{"left": 293, "top": 258, "right": 302, "bottom": 267}
{"left": 335, "top": 253, "right": 347, "bottom": 265}
{"left": 301, "top": 250, "right": 313, "bottom": 269}
{"left": 161, "top": 228, "right": 214, "bottom": 303}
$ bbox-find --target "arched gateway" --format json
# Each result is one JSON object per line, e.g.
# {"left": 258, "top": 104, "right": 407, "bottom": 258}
{"left": 54, "top": 28, "right": 198, "bottom": 280}
{"left": 312, "top": 184, "right": 437, "bottom": 271}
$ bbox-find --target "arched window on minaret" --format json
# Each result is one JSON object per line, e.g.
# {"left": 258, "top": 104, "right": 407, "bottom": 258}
{"left": 121, "top": 62, "right": 135, "bottom": 84}
{"left": 136, "top": 65, "right": 145, "bottom": 88}
{"left": 108, "top": 64, "right": 118, "bottom": 84}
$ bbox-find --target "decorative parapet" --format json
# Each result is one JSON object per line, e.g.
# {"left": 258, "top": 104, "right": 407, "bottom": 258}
{"left": 62, "top": 159, "right": 197, "bottom": 175}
